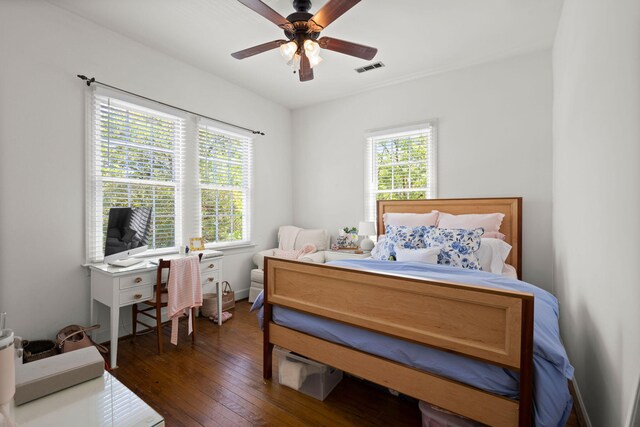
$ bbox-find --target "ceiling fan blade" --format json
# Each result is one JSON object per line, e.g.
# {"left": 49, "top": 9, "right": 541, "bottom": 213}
{"left": 318, "top": 37, "right": 377, "bottom": 60}
{"left": 231, "top": 40, "right": 286, "bottom": 59}
{"left": 299, "top": 52, "right": 314, "bottom": 82}
{"left": 237, "top": 0, "right": 294, "bottom": 32}
{"left": 308, "top": 0, "right": 361, "bottom": 31}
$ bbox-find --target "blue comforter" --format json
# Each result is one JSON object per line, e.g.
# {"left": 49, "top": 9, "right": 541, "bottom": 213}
{"left": 252, "top": 260, "right": 574, "bottom": 426}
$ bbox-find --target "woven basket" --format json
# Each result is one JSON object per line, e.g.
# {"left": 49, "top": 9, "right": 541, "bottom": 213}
{"left": 201, "top": 293, "right": 217, "bottom": 318}
{"left": 23, "top": 339, "right": 57, "bottom": 363}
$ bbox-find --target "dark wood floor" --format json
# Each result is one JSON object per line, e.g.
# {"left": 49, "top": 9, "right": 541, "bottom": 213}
{"left": 112, "top": 300, "right": 581, "bottom": 427}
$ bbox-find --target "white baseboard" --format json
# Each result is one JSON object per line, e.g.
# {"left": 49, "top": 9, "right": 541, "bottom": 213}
{"left": 235, "top": 288, "right": 249, "bottom": 301}
{"left": 572, "top": 377, "right": 592, "bottom": 427}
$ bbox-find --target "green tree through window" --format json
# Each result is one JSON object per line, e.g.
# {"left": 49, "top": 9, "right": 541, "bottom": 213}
{"left": 87, "top": 91, "right": 253, "bottom": 263}
{"left": 365, "top": 123, "right": 437, "bottom": 221}
{"left": 199, "top": 126, "right": 251, "bottom": 244}
{"left": 96, "top": 100, "right": 180, "bottom": 254}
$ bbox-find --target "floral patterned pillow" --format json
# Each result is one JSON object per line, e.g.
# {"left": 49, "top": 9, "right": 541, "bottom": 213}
{"left": 424, "top": 227, "right": 484, "bottom": 270}
{"left": 373, "top": 225, "right": 432, "bottom": 260}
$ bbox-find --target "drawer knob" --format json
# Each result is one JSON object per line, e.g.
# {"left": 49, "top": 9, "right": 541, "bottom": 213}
{"left": 208, "top": 264, "right": 214, "bottom": 269}
{"left": 133, "top": 294, "right": 142, "bottom": 300}
{"left": 208, "top": 277, "right": 214, "bottom": 282}
{"left": 134, "top": 277, "right": 142, "bottom": 283}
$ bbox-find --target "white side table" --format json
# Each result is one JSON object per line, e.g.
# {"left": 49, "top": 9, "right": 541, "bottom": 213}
{"left": 12, "top": 371, "right": 163, "bottom": 427}
{"left": 324, "top": 250, "right": 371, "bottom": 262}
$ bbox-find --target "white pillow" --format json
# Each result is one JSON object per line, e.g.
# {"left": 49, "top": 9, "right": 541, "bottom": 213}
{"left": 295, "top": 229, "right": 329, "bottom": 250}
{"left": 395, "top": 246, "right": 440, "bottom": 264}
{"left": 477, "top": 238, "right": 512, "bottom": 274}
{"left": 371, "top": 235, "right": 387, "bottom": 260}
{"left": 383, "top": 211, "right": 439, "bottom": 227}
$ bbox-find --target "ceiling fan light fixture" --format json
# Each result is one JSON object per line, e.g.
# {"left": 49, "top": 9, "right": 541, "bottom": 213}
{"left": 232, "top": 0, "right": 378, "bottom": 81}
{"left": 279, "top": 41, "right": 298, "bottom": 61}
{"left": 308, "top": 54, "right": 323, "bottom": 68}
{"left": 287, "top": 53, "right": 301, "bottom": 71}
{"left": 303, "top": 39, "right": 322, "bottom": 68}
{"left": 303, "top": 39, "right": 320, "bottom": 56}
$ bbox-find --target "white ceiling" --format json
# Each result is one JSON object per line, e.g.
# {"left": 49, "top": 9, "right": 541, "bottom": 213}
{"left": 46, "top": 0, "right": 563, "bottom": 109}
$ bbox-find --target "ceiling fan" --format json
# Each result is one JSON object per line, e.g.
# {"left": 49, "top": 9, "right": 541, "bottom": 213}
{"left": 231, "top": 0, "right": 378, "bottom": 82}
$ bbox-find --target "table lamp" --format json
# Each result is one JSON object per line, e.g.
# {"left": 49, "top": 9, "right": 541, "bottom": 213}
{"left": 358, "top": 221, "right": 376, "bottom": 251}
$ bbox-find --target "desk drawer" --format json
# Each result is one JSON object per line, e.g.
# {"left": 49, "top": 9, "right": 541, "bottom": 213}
{"left": 201, "top": 270, "right": 220, "bottom": 295}
{"left": 120, "top": 286, "right": 152, "bottom": 306}
{"left": 200, "top": 259, "right": 221, "bottom": 273}
{"left": 119, "top": 272, "right": 155, "bottom": 290}
{"left": 201, "top": 270, "right": 220, "bottom": 286}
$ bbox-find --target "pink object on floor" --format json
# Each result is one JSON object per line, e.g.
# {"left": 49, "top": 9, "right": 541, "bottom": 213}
{"left": 167, "top": 256, "right": 202, "bottom": 345}
{"left": 210, "top": 311, "right": 233, "bottom": 323}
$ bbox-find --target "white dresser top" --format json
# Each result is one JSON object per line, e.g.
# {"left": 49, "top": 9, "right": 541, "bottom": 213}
{"left": 12, "top": 371, "right": 163, "bottom": 427}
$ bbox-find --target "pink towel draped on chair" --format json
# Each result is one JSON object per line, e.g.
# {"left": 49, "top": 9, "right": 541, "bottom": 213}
{"left": 167, "top": 256, "right": 202, "bottom": 345}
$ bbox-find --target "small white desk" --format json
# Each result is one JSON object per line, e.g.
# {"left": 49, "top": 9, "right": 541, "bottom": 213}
{"left": 11, "top": 371, "right": 163, "bottom": 427}
{"left": 88, "top": 250, "right": 223, "bottom": 368}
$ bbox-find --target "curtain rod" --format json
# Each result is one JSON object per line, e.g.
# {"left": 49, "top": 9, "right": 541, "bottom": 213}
{"left": 77, "top": 75, "right": 265, "bottom": 136}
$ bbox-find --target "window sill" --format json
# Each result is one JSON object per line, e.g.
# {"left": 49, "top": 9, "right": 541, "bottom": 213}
{"left": 204, "top": 242, "right": 257, "bottom": 252}
{"left": 83, "top": 243, "right": 257, "bottom": 267}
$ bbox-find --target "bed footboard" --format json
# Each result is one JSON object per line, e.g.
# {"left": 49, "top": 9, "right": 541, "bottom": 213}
{"left": 263, "top": 257, "right": 534, "bottom": 427}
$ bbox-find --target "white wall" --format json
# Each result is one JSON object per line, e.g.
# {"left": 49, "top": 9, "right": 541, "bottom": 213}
{"left": 553, "top": 0, "right": 640, "bottom": 425}
{"left": 0, "top": 2, "right": 292, "bottom": 342}
{"left": 292, "top": 51, "right": 554, "bottom": 290}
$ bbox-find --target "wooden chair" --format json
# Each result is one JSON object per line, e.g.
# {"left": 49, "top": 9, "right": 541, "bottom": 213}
{"left": 132, "top": 253, "right": 202, "bottom": 354}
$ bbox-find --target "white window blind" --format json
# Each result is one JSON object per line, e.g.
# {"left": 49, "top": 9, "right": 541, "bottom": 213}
{"left": 87, "top": 90, "right": 185, "bottom": 262}
{"left": 86, "top": 88, "right": 254, "bottom": 263}
{"left": 198, "top": 123, "right": 252, "bottom": 246}
{"left": 364, "top": 122, "right": 437, "bottom": 222}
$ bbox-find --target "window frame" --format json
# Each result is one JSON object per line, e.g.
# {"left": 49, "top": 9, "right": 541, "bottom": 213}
{"left": 85, "top": 87, "right": 254, "bottom": 263}
{"left": 197, "top": 121, "right": 253, "bottom": 250}
{"left": 364, "top": 121, "right": 438, "bottom": 223}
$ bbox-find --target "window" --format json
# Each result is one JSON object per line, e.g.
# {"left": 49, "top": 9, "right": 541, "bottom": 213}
{"left": 198, "top": 123, "right": 252, "bottom": 244}
{"left": 364, "top": 122, "right": 437, "bottom": 221}
{"left": 86, "top": 88, "right": 252, "bottom": 262}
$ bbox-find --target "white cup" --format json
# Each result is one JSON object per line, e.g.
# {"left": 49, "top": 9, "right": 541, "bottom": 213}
{"left": 0, "top": 329, "right": 15, "bottom": 407}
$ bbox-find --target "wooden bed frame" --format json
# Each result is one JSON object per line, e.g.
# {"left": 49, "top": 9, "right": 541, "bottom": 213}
{"left": 263, "top": 197, "right": 532, "bottom": 426}
{"left": 376, "top": 197, "right": 523, "bottom": 279}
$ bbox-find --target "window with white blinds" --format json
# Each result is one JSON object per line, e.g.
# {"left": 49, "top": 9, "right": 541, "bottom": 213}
{"left": 198, "top": 123, "right": 252, "bottom": 245}
{"left": 86, "top": 88, "right": 253, "bottom": 263}
{"left": 364, "top": 122, "right": 437, "bottom": 222}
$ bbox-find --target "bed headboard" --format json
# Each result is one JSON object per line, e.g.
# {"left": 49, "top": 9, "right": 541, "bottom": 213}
{"left": 376, "top": 197, "right": 522, "bottom": 279}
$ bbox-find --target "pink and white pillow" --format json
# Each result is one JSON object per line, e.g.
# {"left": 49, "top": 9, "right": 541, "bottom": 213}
{"left": 437, "top": 212, "right": 505, "bottom": 235}
{"left": 383, "top": 211, "right": 439, "bottom": 227}
{"left": 482, "top": 231, "right": 506, "bottom": 240}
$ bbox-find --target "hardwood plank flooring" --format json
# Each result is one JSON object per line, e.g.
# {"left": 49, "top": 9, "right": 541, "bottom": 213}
{"left": 112, "top": 300, "right": 580, "bottom": 426}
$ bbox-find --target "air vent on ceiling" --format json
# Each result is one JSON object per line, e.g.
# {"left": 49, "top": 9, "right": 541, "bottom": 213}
{"left": 355, "top": 62, "right": 385, "bottom": 73}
